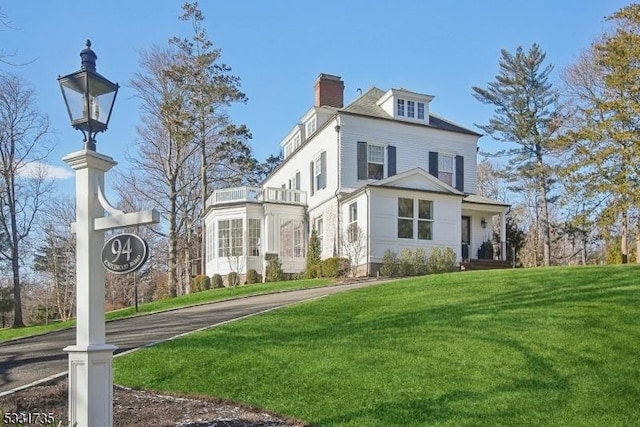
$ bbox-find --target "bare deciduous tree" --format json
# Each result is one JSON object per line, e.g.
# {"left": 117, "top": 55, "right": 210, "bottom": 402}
{"left": 0, "top": 72, "right": 53, "bottom": 327}
{"left": 33, "top": 197, "right": 76, "bottom": 321}
{"left": 342, "top": 224, "right": 366, "bottom": 277}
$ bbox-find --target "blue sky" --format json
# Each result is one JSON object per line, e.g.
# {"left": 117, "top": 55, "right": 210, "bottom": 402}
{"left": 1, "top": 0, "right": 633, "bottom": 194}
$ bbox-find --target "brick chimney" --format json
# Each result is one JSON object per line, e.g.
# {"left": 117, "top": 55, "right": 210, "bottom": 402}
{"left": 314, "top": 74, "right": 344, "bottom": 108}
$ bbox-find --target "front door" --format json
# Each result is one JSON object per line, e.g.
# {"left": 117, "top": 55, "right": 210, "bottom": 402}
{"left": 461, "top": 216, "right": 471, "bottom": 260}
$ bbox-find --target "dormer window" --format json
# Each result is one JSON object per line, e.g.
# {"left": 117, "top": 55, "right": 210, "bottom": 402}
{"left": 377, "top": 89, "right": 433, "bottom": 124}
{"left": 417, "top": 102, "right": 425, "bottom": 120}
{"left": 407, "top": 100, "right": 415, "bottom": 118}
{"left": 306, "top": 116, "right": 317, "bottom": 138}
{"left": 396, "top": 99, "right": 405, "bottom": 117}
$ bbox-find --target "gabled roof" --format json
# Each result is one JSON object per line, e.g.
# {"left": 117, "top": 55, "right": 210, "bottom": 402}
{"left": 341, "top": 87, "right": 481, "bottom": 136}
{"left": 369, "top": 167, "right": 465, "bottom": 196}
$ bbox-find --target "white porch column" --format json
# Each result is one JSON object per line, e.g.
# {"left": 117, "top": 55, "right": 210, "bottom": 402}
{"left": 500, "top": 210, "right": 507, "bottom": 261}
{"left": 63, "top": 149, "right": 118, "bottom": 427}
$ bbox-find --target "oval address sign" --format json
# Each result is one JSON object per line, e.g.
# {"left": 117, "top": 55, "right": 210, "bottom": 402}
{"left": 101, "top": 233, "right": 149, "bottom": 275}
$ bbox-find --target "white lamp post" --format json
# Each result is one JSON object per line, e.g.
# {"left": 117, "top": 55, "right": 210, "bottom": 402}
{"left": 59, "top": 40, "right": 159, "bottom": 427}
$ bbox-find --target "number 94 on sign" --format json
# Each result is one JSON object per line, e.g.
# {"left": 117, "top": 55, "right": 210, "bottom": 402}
{"left": 101, "top": 233, "right": 149, "bottom": 275}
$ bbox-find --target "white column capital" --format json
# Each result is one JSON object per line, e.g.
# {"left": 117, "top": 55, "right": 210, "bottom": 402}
{"left": 63, "top": 149, "right": 117, "bottom": 172}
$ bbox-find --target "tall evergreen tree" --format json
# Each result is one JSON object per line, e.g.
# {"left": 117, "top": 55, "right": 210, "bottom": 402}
{"left": 305, "top": 226, "right": 321, "bottom": 278}
{"left": 473, "top": 44, "right": 561, "bottom": 266}
{"left": 125, "top": 3, "right": 257, "bottom": 295}
{"left": 169, "top": 2, "right": 249, "bottom": 275}
{"left": 560, "top": 4, "right": 640, "bottom": 264}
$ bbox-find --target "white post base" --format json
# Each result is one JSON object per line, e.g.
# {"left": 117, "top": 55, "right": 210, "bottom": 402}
{"left": 64, "top": 344, "right": 118, "bottom": 427}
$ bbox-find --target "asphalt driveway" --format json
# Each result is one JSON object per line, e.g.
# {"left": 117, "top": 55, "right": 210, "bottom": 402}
{"left": 0, "top": 281, "right": 379, "bottom": 395}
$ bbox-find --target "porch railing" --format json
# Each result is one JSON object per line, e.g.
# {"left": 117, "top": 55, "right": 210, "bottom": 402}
{"left": 206, "top": 186, "right": 307, "bottom": 208}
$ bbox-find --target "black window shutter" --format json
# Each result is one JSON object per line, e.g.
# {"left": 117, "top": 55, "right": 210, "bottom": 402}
{"left": 357, "top": 141, "right": 367, "bottom": 180}
{"left": 320, "top": 151, "right": 327, "bottom": 189}
{"left": 309, "top": 161, "right": 315, "bottom": 196}
{"left": 455, "top": 155, "right": 464, "bottom": 192}
{"left": 429, "top": 152, "right": 438, "bottom": 177}
{"left": 387, "top": 145, "right": 396, "bottom": 177}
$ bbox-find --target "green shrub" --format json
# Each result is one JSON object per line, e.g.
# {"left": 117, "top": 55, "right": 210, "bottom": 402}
{"left": 412, "top": 247, "right": 428, "bottom": 276}
{"left": 304, "top": 264, "right": 321, "bottom": 279}
{"left": 246, "top": 269, "right": 261, "bottom": 284}
{"left": 211, "top": 274, "right": 224, "bottom": 288}
{"left": 379, "top": 249, "right": 399, "bottom": 277}
{"left": 427, "top": 247, "right": 457, "bottom": 273}
{"left": 190, "top": 275, "right": 210, "bottom": 293}
{"left": 227, "top": 271, "right": 240, "bottom": 287}
{"left": 399, "top": 248, "right": 414, "bottom": 276}
{"left": 320, "top": 257, "right": 350, "bottom": 278}
{"left": 266, "top": 256, "right": 284, "bottom": 282}
{"left": 478, "top": 240, "right": 494, "bottom": 259}
{"left": 305, "top": 227, "right": 322, "bottom": 278}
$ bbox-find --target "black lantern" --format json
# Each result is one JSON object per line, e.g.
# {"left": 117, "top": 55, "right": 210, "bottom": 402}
{"left": 58, "top": 40, "right": 119, "bottom": 150}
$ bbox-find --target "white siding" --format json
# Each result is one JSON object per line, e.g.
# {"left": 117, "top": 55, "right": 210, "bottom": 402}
{"left": 308, "top": 198, "right": 339, "bottom": 259}
{"left": 264, "top": 117, "right": 339, "bottom": 211}
{"left": 339, "top": 114, "right": 478, "bottom": 194}
{"left": 368, "top": 187, "right": 462, "bottom": 262}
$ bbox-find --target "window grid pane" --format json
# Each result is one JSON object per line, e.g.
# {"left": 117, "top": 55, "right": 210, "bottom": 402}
{"left": 368, "top": 145, "right": 384, "bottom": 163}
{"left": 418, "top": 220, "right": 432, "bottom": 240}
{"left": 398, "top": 198, "right": 414, "bottom": 218}
{"left": 419, "top": 200, "right": 433, "bottom": 220}
{"left": 407, "top": 100, "right": 415, "bottom": 118}
{"left": 398, "top": 219, "right": 413, "bottom": 238}
{"left": 439, "top": 154, "right": 454, "bottom": 173}
{"left": 397, "top": 99, "right": 405, "bottom": 116}
{"left": 417, "top": 102, "right": 425, "bottom": 120}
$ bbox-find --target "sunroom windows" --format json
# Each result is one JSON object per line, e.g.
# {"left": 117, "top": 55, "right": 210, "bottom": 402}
{"left": 280, "top": 219, "right": 305, "bottom": 258}
{"left": 218, "top": 218, "right": 243, "bottom": 257}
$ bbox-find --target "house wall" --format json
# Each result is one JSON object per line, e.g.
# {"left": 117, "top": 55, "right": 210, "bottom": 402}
{"left": 263, "top": 203, "right": 307, "bottom": 273}
{"left": 340, "top": 192, "right": 370, "bottom": 271}
{"left": 204, "top": 203, "right": 306, "bottom": 278}
{"left": 368, "top": 187, "right": 462, "bottom": 264}
{"left": 264, "top": 115, "right": 339, "bottom": 212}
{"left": 338, "top": 114, "right": 479, "bottom": 194}
{"left": 308, "top": 198, "right": 339, "bottom": 259}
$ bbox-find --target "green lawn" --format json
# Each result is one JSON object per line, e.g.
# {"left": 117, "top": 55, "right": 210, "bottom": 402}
{"left": 114, "top": 265, "right": 640, "bottom": 426}
{"left": 0, "top": 278, "right": 332, "bottom": 343}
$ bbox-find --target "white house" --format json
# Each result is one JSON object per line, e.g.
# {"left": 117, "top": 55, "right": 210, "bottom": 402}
{"left": 204, "top": 74, "right": 509, "bottom": 279}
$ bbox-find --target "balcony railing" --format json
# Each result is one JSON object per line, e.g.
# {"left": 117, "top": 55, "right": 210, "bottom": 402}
{"left": 206, "top": 186, "right": 307, "bottom": 207}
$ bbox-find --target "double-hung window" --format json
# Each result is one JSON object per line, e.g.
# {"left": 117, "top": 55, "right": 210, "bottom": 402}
{"left": 348, "top": 202, "right": 358, "bottom": 242}
{"left": 438, "top": 154, "right": 454, "bottom": 186}
{"left": 417, "top": 200, "right": 433, "bottom": 240}
{"left": 398, "top": 198, "right": 414, "bottom": 239}
{"left": 367, "top": 145, "right": 384, "bottom": 179}
{"left": 397, "top": 99, "right": 405, "bottom": 116}
{"left": 407, "top": 100, "right": 415, "bottom": 118}
{"left": 315, "top": 217, "right": 324, "bottom": 249}
{"left": 248, "top": 218, "right": 261, "bottom": 256}
{"left": 306, "top": 116, "right": 317, "bottom": 137}
{"left": 417, "top": 102, "right": 425, "bottom": 120}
